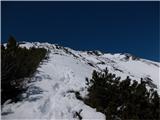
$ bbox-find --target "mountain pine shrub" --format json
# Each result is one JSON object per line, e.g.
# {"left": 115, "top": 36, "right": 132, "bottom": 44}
{"left": 83, "top": 68, "right": 159, "bottom": 120}
{"left": 1, "top": 36, "right": 47, "bottom": 104}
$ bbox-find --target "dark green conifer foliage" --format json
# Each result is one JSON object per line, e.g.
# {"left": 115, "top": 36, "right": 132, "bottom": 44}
{"left": 84, "top": 68, "right": 159, "bottom": 120}
{"left": 1, "top": 36, "right": 47, "bottom": 104}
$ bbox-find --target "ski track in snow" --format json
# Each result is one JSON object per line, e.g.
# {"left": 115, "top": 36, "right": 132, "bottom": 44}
{"left": 2, "top": 42, "right": 160, "bottom": 120}
{"left": 2, "top": 50, "right": 105, "bottom": 120}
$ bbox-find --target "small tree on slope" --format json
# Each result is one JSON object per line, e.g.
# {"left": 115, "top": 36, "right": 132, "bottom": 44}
{"left": 1, "top": 36, "right": 47, "bottom": 104}
{"left": 83, "top": 68, "right": 159, "bottom": 120}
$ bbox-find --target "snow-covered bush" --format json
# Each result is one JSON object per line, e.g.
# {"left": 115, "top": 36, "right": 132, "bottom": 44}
{"left": 84, "top": 68, "right": 159, "bottom": 120}
{"left": 1, "top": 36, "right": 47, "bottom": 104}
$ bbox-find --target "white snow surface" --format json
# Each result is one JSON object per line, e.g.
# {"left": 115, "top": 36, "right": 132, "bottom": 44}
{"left": 2, "top": 42, "right": 160, "bottom": 120}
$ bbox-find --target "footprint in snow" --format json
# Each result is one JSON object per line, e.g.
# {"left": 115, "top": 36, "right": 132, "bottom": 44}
{"left": 52, "top": 83, "right": 60, "bottom": 91}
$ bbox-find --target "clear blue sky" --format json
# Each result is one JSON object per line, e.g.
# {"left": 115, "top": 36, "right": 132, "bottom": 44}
{"left": 1, "top": 1, "right": 159, "bottom": 61}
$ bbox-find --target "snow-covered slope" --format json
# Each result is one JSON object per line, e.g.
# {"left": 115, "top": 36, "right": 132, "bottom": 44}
{"left": 2, "top": 42, "right": 160, "bottom": 120}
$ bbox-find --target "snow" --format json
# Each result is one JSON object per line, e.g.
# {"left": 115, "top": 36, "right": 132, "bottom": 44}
{"left": 19, "top": 42, "right": 34, "bottom": 49}
{"left": 2, "top": 42, "right": 160, "bottom": 120}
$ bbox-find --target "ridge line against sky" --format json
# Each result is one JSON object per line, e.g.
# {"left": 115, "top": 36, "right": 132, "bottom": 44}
{"left": 1, "top": 1, "right": 160, "bottom": 61}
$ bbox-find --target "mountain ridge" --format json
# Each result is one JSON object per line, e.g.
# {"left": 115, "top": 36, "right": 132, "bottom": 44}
{"left": 17, "top": 41, "right": 159, "bottom": 62}
{"left": 2, "top": 41, "right": 159, "bottom": 119}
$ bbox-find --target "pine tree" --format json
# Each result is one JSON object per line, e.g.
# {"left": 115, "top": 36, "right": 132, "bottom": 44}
{"left": 7, "top": 35, "right": 17, "bottom": 50}
{"left": 84, "top": 68, "right": 160, "bottom": 120}
{"left": 2, "top": 36, "right": 47, "bottom": 104}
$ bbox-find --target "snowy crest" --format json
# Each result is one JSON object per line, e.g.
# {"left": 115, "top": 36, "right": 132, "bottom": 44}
{"left": 2, "top": 42, "right": 160, "bottom": 120}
